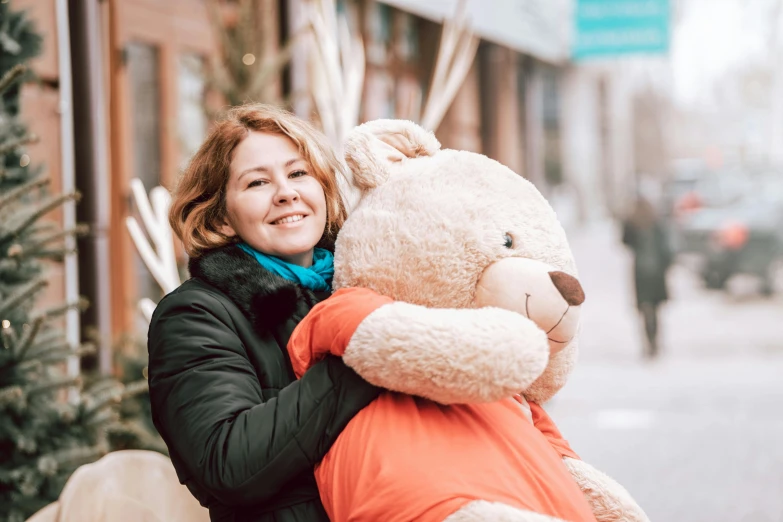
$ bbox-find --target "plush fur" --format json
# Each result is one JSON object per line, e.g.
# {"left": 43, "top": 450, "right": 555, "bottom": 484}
{"left": 563, "top": 459, "right": 650, "bottom": 522}
{"left": 343, "top": 302, "right": 549, "bottom": 404}
{"left": 525, "top": 341, "right": 580, "bottom": 404}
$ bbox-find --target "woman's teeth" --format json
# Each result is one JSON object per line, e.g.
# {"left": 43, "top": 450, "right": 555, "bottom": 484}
{"left": 274, "top": 215, "right": 304, "bottom": 225}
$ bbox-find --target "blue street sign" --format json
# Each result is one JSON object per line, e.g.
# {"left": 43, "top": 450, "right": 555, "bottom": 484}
{"left": 573, "top": 0, "right": 670, "bottom": 60}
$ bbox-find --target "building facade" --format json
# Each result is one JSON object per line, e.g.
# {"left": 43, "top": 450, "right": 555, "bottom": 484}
{"left": 13, "top": 0, "right": 614, "bottom": 371}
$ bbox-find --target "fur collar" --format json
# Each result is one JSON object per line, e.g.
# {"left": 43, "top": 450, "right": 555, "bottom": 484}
{"left": 188, "top": 244, "right": 314, "bottom": 331}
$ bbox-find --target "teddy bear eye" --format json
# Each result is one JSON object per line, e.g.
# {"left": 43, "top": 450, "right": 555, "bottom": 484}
{"left": 503, "top": 233, "right": 514, "bottom": 249}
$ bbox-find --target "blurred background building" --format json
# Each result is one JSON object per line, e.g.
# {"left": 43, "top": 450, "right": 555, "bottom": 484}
{"left": 6, "top": 1, "right": 783, "bottom": 519}
{"left": 14, "top": 0, "right": 653, "bottom": 352}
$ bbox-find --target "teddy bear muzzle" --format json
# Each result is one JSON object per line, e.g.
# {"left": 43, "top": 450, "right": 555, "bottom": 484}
{"left": 474, "top": 257, "right": 584, "bottom": 355}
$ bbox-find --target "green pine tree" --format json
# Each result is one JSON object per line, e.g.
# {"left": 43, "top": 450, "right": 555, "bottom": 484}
{"left": 0, "top": 6, "right": 133, "bottom": 520}
{"left": 0, "top": 2, "right": 42, "bottom": 119}
{"left": 104, "top": 340, "right": 167, "bottom": 456}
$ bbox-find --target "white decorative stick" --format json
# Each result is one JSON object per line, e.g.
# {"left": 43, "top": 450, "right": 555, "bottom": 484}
{"left": 420, "top": 0, "right": 478, "bottom": 132}
{"left": 138, "top": 298, "right": 158, "bottom": 324}
{"left": 304, "top": 0, "right": 364, "bottom": 150}
{"left": 125, "top": 178, "right": 180, "bottom": 299}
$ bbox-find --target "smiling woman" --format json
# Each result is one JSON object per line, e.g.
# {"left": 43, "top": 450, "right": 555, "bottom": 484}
{"left": 220, "top": 132, "right": 328, "bottom": 267}
{"left": 169, "top": 104, "right": 345, "bottom": 259}
{"left": 147, "top": 103, "right": 380, "bottom": 522}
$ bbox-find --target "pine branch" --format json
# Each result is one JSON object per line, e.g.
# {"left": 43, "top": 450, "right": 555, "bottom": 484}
{"left": 23, "top": 248, "right": 77, "bottom": 263}
{"left": 23, "top": 339, "right": 71, "bottom": 358}
{"left": 24, "top": 375, "right": 82, "bottom": 399}
{"left": 0, "top": 278, "right": 47, "bottom": 319}
{"left": 1, "top": 321, "right": 18, "bottom": 351}
{"left": 0, "top": 64, "right": 25, "bottom": 94}
{"left": 0, "top": 385, "right": 23, "bottom": 408}
{"left": 19, "top": 343, "right": 95, "bottom": 370}
{"left": 83, "top": 406, "right": 119, "bottom": 428}
{"left": 0, "top": 192, "right": 81, "bottom": 244}
{"left": 32, "top": 296, "right": 89, "bottom": 323}
{"left": 82, "top": 385, "right": 123, "bottom": 420}
{"left": 12, "top": 315, "right": 43, "bottom": 360}
{"left": 36, "top": 445, "right": 107, "bottom": 478}
{"left": 121, "top": 379, "right": 149, "bottom": 399}
{"left": 0, "top": 163, "right": 43, "bottom": 186}
{"left": 21, "top": 328, "right": 60, "bottom": 353}
{"left": 107, "top": 421, "right": 168, "bottom": 454}
{"left": 0, "top": 177, "right": 50, "bottom": 214}
{"left": 4, "top": 422, "right": 37, "bottom": 454}
{"left": 9, "top": 224, "right": 89, "bottom": 260}
{"left": 85, "top": 377, "right": 124, "bottom": 396}
{"left": 15, "top": 432, "right": 37, "bottom": 455}
{"left": 0, "top": 257, "right": 39, "bottom": 284}
{"left": 0, "top": 132, "right": 38, "bottom": 156}
{"left": 24, "top": 220, "right": 59, "bottom": 238}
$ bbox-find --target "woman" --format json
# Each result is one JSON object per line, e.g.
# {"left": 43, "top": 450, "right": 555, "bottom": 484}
{"left": 147, "top": 104, "right": 380, "bottom": 522}
{"left": 621, "top": 195, "right": 673, "bottom": 359}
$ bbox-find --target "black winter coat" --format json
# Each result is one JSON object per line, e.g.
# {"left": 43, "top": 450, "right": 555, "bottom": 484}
{"left": 147, "top": 244, "right": 379, "bottom": 522}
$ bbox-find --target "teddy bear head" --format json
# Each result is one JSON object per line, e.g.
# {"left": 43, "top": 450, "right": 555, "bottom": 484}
{"left": 334, "top": 120, "right": 585, "bottom": 403}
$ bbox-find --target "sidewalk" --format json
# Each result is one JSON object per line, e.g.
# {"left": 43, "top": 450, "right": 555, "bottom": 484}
{"left": 552, "top": 219, "right": 783, "bottom": 522}
{"left": 566, "top": 219, "right": 783, "bottom": 362}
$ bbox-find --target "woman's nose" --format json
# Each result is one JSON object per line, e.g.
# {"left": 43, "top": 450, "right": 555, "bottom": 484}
{"left": 275, "top": 181, "right": 299, "bottom": 204}
{"left": 548, "top": 271, "right": 585, "bottom": 306}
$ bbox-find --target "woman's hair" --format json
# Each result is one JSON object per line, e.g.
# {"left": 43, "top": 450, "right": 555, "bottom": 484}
{"left": 169, "top": 103, "right": 347, "bottom": 257}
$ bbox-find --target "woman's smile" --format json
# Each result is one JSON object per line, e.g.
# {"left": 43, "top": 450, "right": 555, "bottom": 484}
{"left": 271, "top": 214, "right": 307, "bottom": 226}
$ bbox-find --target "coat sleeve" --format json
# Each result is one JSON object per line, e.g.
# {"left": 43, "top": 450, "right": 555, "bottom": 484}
{"left": 147, "top": 288, "right": 379, "bottom": 507}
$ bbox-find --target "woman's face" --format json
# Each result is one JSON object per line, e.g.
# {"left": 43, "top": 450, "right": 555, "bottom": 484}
{"left": 221, "top": 131, "right": 327, "bottom": 267}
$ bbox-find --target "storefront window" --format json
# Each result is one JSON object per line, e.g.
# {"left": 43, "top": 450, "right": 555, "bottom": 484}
{"left": 126, "top": 42, "right": 163, "bottom": 325}
{"left": 365, "top": 0, "right": 391, "bottom": 65}
{"left": 127, "top": 42, "right": 161, "bottom": 192}
{"left": 178, "top": 54, "right": 207, "bottom": 169}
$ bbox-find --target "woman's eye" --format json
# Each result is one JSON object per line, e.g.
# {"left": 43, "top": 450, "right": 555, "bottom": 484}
{"left": 289, "top": 170, "right": 308, "bottom": 178}
{"left": 503, "top": 233, "right": 513, "bottom": 249}
{"left": 247, "top": 179, "right": 268, "bottom": 188}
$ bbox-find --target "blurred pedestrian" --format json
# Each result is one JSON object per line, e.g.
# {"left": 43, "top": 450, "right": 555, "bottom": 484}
{"left": 622, "top": 196, "right": 673, "bottom": 358}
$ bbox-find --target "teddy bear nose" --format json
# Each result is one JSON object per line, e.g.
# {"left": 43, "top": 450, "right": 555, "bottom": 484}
{"left": 549, "top": 271, "right": 585, "bottom": 306}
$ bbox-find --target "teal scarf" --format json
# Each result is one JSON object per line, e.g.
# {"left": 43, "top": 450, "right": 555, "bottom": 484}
{"left": 238, "top": 243, "right": 334, "bottom": 292}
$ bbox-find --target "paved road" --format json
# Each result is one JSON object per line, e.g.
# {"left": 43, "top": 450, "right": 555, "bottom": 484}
{"left": 547, "top": 220, "right": 783, "bottom": 522}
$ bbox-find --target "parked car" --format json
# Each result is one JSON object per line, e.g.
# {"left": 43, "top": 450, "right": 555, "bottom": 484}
{"left": 677, "top": 177, "right": 783, "bottom": 294}
{"left": 662, "top": 163, "right": 748, "bottom": 255}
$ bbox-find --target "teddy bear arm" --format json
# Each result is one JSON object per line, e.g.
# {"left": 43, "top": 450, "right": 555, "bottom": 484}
{"left": 562, "top": 457, "right": 650, "bottom": 522}
{"left": 342, "top": 302, "right": 551, "bottom": 404}
{"left": 287, "top": 288, "right": 393, "bottom": 378}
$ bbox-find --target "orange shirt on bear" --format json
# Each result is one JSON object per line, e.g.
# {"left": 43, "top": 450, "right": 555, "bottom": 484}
{"left": 288, "top": 288, "right": 596, "bottom": 522}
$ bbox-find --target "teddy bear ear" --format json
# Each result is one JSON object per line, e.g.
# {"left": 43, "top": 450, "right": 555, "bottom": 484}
{"left": 340, "top": 119, "right": 441, "bottom": 211}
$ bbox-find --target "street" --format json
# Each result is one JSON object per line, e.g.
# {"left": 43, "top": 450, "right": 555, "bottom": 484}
{"left": 548, "top": 220, "right": 783, "bottom": 522}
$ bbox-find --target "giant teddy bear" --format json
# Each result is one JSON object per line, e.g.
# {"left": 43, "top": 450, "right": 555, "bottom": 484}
{"left": 287, "top": 120, "right": 649, "bottom": 522}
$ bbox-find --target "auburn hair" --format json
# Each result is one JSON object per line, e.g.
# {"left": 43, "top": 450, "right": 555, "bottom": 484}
{"left": 169, "top": 103, "right": 347, "bottom": 257}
